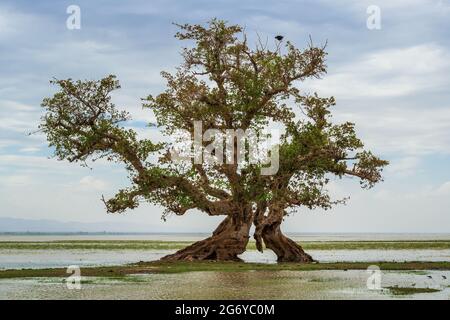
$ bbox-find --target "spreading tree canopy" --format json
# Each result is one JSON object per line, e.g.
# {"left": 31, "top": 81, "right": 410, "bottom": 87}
{"left": 40, "top": 19, "right": 388, "bottom": 262}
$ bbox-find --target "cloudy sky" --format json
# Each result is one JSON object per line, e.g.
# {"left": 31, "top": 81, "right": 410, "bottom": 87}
{"left": 1, "top": 0, "right": 449, "bottom": 233}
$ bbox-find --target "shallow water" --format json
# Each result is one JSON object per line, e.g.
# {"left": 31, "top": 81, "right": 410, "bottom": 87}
{"left": 1, "top": 233, "right": 450, "bottom": 242}
{"left": 0, "top": 249, "right": 171, "bottom": 269}
{"left": 242, "top": 249, "right": 450, "bottom": 264}
{"left": 1, "top": 270, "right": 449, "bottom": 300}
{"left": 1, "top": 249, "right": 450, "bottom": 270}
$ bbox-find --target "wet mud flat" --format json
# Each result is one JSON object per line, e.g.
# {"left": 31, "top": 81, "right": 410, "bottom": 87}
{"left": 1, "top": 269, "right": 449, "bottom": 300}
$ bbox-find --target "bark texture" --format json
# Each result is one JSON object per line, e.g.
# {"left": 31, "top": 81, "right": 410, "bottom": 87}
{"left": 254, "top": 207, "right": 314, "bottom": 263}
{"left": 261, "top": 224, "right": 314, "bottom": 262}
{"left": 161, "top": 214, "right": 252, "bottom": 261}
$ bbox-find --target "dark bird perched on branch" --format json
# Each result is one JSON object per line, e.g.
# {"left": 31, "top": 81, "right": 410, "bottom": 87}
{"left": 275, "top": 35, "right": 284, "bottom": 41}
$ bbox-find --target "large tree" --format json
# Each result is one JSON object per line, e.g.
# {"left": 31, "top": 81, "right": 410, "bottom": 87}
{"left": 40, "top": 19, "right": 388, "bottom": 262}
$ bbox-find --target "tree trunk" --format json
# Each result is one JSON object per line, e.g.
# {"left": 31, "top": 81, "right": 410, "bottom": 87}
{"left": 262, "top": 223, "right": 314, "bottom": 262}
{"left": 161, "top": 213, "right": 252, "bottom": 261}
{"left": 254, "top": 207, "right": 314, "bottom": 263}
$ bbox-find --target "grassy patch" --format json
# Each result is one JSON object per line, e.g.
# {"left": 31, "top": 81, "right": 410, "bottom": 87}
{"left": 386, "top": 286, "right": 441, "bottom": 295}
{"left": 308, "top": 277, "right": 338, "bottom": 283}
{"left": 1, "top": 240, "right": 450, "bottom": 250}
{"left": 76, "top": 275, "right": 149, "bottom": 284}
{"left": 1, "top": 261, "right": 450, "bottom": 279}
{"left": 0, "top": 240, "right": 192, "bottom": 251}
{"left": 392, "top": 270, "right": 429, "bottom": 275}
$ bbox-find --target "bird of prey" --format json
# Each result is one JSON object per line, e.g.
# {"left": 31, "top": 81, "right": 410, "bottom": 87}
{"left": 275, "top": 35, "right": 284, "bottom": 41}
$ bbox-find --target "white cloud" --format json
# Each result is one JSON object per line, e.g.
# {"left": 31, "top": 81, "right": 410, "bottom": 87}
{"left": 19, "top": 147, "right": 40, "bottom": 153}
{"left": 0, "top": 100, "right": 39, "bottom": 133}
{"left": 0, "top": 155, "right": 63, "bottom": 170}
{"left": 436, "top": 181, "right": 450, "bottom": 195}
{"left": 0, "top": 6, "right": 36, "bottom": 40}
{"left": 1, "top": 100, "right": 35, "bottom": 111}
{"left": 3, "top": 175, "right": 33, "bottom": 186}
{"left": 336, "top": 105, "right": 450, "bottom": 156}
{"left": 304, "top": 44, "right": 450, "bottom": 99}
{"left": 386, "top": 157, "right": 420, "bottom": 176}
{"left": 79, "top": 176, "right": 107, "bottom": 191}
{"left": 0, "top": 139, "right": 18, "bottom": 150}
{"left": 286, "top": 177, "right": 450, "bottom": 233}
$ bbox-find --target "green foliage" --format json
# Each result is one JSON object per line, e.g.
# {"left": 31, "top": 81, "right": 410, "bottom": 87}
{"left": 40, "top": 19, "right": 388, "bottom": 219}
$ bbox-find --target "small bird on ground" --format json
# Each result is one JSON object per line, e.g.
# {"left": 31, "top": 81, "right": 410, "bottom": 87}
{"left": 427, "top": 275, "right": 433, "bottom": 279}
{"left": 275, "top": 35, "right": 284, "bottom": 41}
{"left": 442, "top": 275, "right": 447, "bottom": 280}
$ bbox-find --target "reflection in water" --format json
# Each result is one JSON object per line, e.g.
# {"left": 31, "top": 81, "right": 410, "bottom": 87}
{"left": 1, "top": 270, "right": 450, "bottom": 300}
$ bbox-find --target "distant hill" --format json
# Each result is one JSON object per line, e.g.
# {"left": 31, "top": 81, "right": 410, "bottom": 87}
{"left": 0, "top": 217, "right": 159, "bottom": 233}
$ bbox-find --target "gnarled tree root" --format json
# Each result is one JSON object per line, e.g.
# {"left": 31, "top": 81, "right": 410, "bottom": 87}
{"left": 254, "top": 212, "right": 314, "bottom": 263}
{"left": 161, "top": 216, "right": 251, "bottom": 261}
{"left": 262, "top": 226, "right": 314, "bottom": 263}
